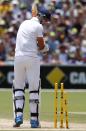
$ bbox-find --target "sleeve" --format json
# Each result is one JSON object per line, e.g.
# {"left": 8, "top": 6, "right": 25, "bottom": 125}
{"left": 36, "top": 24, "right": 43, "bottom": 37}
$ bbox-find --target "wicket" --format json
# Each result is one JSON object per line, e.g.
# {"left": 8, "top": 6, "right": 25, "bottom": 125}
{"left": 54, "top": 82, "right": 69, "bottom": 129}
{"left": 60, "top": 83, "right": 64, "bottom": 128}
{"left": 54, "top": 82, "right": 58, "bottom": 128}
{"left": 64, "top": 92, "right": 69, "bottom": 128}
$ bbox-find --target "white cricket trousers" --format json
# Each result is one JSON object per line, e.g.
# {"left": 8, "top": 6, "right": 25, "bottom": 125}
{"left": 14, "top": 56, "right": 40, "bottom": 91}
{"left": 14, "top": 56, "right": 40, "bottom": 120}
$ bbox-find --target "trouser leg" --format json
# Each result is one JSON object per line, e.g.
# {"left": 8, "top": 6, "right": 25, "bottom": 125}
{"left": 13, "top": 58, "right": 26, "bottom": 119}
{"left": 12, "top": 83, "right": 25, "bottom": 118}
{"left": 29, "top": 83, "right": 40, "bottom": 121}
{"left": 26, "top": 58, "right": 40, "bottom": 121}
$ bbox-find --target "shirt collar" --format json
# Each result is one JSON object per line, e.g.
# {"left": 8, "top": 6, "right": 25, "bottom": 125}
{"left": 31, "top": 17, "right": 40, "bottom": 23}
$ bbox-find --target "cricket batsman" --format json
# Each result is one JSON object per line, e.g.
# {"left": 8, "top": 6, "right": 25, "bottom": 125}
{"left": 12, "top": 4, "right": 49, "bottom": 128}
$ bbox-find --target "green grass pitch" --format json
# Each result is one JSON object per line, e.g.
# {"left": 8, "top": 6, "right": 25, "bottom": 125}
{"left": 0, "top": 89, "right": 86, "bottom": 124}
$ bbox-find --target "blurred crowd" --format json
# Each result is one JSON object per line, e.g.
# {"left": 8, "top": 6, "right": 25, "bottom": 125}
{"left": 1, "top": 0, "right": 86, "bottom": 65}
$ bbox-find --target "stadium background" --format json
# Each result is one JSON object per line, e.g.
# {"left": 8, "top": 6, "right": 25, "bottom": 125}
{"left": 1, "top": 0, "right": 86, "bottom": 65}
{"left": 0, "top": 0, "right": 86, "bottom": 89}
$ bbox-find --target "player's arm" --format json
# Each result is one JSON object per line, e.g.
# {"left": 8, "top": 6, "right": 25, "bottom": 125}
{"left": 37, "top": 37, "right": 45, "bottom": 50}
{"left": 37, "top": 37, "right": 49, "bottom": 53}
{"left": 37, "top": 25, "right": 49, "bottom": 53}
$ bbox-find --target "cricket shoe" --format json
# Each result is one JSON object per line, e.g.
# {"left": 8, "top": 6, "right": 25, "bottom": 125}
{"left": 30, "top": 120, "right": 41, "bottom": 128}
{"left": 13, "top": 115, "right": 23, "bottom": 127}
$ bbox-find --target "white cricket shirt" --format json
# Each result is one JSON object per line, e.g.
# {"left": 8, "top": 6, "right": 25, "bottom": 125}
{"left": 15, "top": 17, "right": 43, "bottom": 57}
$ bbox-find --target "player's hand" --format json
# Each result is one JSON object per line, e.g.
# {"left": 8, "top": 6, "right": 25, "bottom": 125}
{"left": 39, "top": 44, "right": 49, "bottom": 54}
